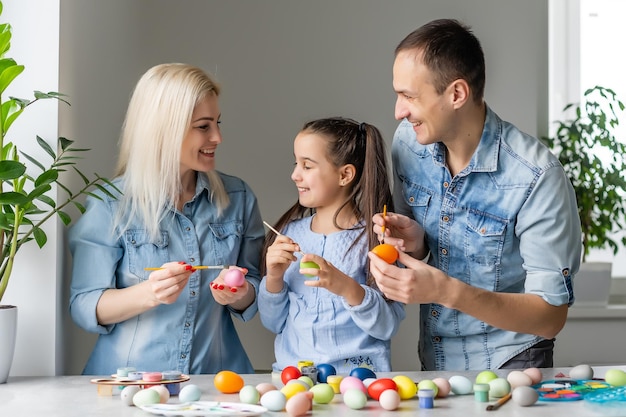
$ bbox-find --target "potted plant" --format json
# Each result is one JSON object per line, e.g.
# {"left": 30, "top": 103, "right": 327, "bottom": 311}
{"left": 542, "top": 85, "right": 626, "bottom": 306}
{"left": 0, "top": 1, "right": 114, "bottom": 382}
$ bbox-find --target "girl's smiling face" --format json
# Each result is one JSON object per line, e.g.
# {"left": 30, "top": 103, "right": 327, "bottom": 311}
{"left": 291, "top": 132, "right": 348, "bottom": 212}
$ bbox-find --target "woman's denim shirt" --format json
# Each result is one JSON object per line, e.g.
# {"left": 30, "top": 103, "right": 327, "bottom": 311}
{"left": 69, "top": 172, "right": 264, "bottom": 375}
{"left": 392, "top": 106, "right": 581, "bottom": 371}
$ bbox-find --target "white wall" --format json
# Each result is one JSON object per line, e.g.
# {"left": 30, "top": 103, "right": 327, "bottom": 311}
{"left": 57, "top": 0, "right": 549, "bottom": 375}
{"left": 7, "top": 0, "right": 553, "bottom": 375}
{"left": 2, "top": 0, "right": 62, "bottom": 376}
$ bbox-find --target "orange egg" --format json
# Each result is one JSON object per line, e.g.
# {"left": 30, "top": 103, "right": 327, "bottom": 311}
{"left": 214, "top": 370, "right": 245, "bottom": 394}
{"left": 371, "top": 243, "right": 398, "bottom": 264}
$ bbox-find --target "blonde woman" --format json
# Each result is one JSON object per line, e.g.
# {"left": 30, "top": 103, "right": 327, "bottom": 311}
{"left": 69, "top": 63, "right": 263, "bottom": 375}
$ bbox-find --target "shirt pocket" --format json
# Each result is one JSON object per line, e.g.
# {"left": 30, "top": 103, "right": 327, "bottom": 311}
{"left": 465, "top": 210, "right": 507, "bottom": 267}
{"left": 125, "top": 230, "right": 170, "bottom": 280}
{"left": 402, "top": 184, "right": 432, "bottom": 226}
{"left": 207, "top": 220, "right": 243, "bottom": 264}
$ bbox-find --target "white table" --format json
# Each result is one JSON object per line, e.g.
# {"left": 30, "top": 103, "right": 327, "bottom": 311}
{"left": 1, "top": 366, "right": 624, "bottom": 416}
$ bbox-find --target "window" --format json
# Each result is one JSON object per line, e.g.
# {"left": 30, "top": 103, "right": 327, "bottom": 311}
{"left": 550, "top": 0, "right": 626, "bottom": 277}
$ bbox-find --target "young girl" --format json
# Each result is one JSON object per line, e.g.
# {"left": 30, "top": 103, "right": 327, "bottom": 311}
{"left": 258, "top": 117, "right": 405, "bottom": 374}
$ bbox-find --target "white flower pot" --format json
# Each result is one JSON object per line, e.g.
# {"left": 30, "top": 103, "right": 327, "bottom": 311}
{"left": 0, "top": 305, "right": 17, "bottom": 383}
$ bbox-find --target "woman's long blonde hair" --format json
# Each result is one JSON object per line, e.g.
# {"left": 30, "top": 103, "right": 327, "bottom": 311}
{"left": 114, "top": 63, "right": 228, "bottom": 240}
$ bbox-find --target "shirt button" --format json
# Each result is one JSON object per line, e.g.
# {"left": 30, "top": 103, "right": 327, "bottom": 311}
{"left": 409, "top": 196, "right": 415, "bottom": 203}
{"left": 433, "top": 336, "right": 441, "bottom": 343}
{"left": 185, "top": 322, "right": 190, "bottom": 327}
{"left": 441, "top": 248, "right": 448, "bottom": 255}
{"left": 431, "top": 310, "right": 438, "bottom": 317}
{"left": 186, "top": 227, "right": 191, "bottom": 231}
{"left": 181, "top": 354, "right": 186, "bottom": 359}
{"left": 190, "top": 258, "right": 195, "bottom": 262}
{"left": 443, "top": 181, "right": 449, "bottom": 188}
{"left": 190, "top": 291, "right": 196, "bottom": 296}
{"left": 442, "top": 215, "right": 449, "bottom": 222}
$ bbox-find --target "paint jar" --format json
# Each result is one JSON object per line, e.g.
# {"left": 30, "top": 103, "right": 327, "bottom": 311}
{"left": 473, "top": 383, "right": 490, "bottom": 402}
{"left": 418, "top": 388, "right": 435, "bottom": 408}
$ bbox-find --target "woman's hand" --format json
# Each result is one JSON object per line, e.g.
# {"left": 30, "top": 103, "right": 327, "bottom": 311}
{"left": 210, "top": 266, "right": 253, "bottom": 308}
{"left": 146, "top": 261, "right": 194, "bottom": 305}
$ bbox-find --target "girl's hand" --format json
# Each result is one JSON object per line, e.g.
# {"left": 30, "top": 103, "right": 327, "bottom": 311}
{"left": 302, "top": 254, "right": 365, "bottom": 306}
{"left": 264, "top": 235, "right": 300, "bottom": 292}
{"left": 146, "top": 261, "right": 193, "bottom": 305}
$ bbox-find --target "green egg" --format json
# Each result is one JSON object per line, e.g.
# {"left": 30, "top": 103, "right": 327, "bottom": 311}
{"left": 309, "top": 383, "right": 335, "bottom": 404}
{"left": 605, "top": 369, "right": 626, "bottom": 387}
{"left": 300, "top": 261, "right": 320, "bottom": 277}
{"left": 132, "top": 388, "right": 161, "bottom": 407}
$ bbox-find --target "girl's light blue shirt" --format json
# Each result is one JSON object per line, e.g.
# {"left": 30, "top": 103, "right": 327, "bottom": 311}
{"left": 258, "top": 216, "right": 406, "bottom": 373}
{"left": 392, "top": 106, "right": 581, "bottom": 371}
{"left": 69, "top": 172, "right": 264, "bottom": 375}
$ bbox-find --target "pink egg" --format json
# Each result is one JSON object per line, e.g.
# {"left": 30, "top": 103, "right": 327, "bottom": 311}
{"left": 339, "top": 376, "right": 367, "bottom": 394}
{"left": 285, "top": 391, "right": 313, "bottom": 417}
{"left": 256, "top": 382, "right": 278, "bottom": 396}
{"left": 432, "top": 377, "right": 451, "bottom": 398}
{"left": 224, "top": 269, "right": 245, "bottom": 287}
{"left": 523, "top": 367, "right": 543, "bottom": 385}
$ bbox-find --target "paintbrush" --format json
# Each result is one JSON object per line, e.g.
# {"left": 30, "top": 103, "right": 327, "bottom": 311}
{"left": 144, "top": 265, "right": 229, "bottom": 271}
{"left": 486, "top": 392, "right": 512, "bottom": 411}
{"left": 263, "top": 221, "right": 305, "bottom": 256}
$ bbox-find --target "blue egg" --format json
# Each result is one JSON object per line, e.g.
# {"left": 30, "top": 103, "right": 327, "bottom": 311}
{"left": 349, "top": 367, "right": 377, "bottom": 381}
{"left": 316, "top": 363, "right": 337, "bottom": 383}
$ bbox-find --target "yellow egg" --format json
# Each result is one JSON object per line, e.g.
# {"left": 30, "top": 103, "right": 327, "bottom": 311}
{"left": 393, "top": 375, "right": 418, "bottom": 399}
{"left": 280, "top": 380, "right": 307, "bottom": 399}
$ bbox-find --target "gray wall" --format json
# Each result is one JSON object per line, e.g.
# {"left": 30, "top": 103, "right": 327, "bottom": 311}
{"left": 59, "top": 0, "right": 549, "bottom": 374}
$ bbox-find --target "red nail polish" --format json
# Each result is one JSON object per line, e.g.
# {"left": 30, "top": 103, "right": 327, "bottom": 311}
{"left": 185, "top": 265, "right": 193, "bottom": 271}
{"left": 218, "top": 285, "right": 224, "bottom": 290}
{"left": 230, "top": 288, "right": 237, "bottom": 293}
{"left": 178, "top": 261, "right": 186, "bottom": 265}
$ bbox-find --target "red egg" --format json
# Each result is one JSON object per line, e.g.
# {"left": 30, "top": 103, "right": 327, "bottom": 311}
{"left": 281, "top": 366, "right": 302, "bottom": 385}
{"left": 367, "top": 378, "right": 397, "bottom": 400}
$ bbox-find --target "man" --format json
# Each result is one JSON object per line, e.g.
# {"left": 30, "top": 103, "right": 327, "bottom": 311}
{"left": 368, "top": 19, "right": 581, "bottom": 370}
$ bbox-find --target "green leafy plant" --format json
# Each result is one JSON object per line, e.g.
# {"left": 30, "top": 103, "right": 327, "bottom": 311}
{"left": 0, "top": 1, "right": 115, "bottom": 303}
{"left": 542, "top": 86, "right": 626, "bottom": 261}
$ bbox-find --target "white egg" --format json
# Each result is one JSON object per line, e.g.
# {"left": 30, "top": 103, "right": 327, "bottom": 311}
{"left": 512, "top": 385, "right": 539, "bottom": 406}
{"left": 569, "top": 364, "right": 594, "bottom": 380}
{"left": 260, "top": 390, "right": 286, "bottom": 411}
{"left": 448, "top": 375, "right": 473, "bottom": 395}
{"left": 178, "top": 384, "right": 202, "bottom": 402}
{"left": 120, "top": 385, "right": 140, "bottom": 406}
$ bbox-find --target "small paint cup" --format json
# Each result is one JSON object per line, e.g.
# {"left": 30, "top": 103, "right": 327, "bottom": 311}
{"left": 143, "top": 372, "right": 163, "bottom": 382}
{"left": 127, "top": 371, "right": 144, "bottom": 381}
{"left": 418, "top": 388, "right": 435, "bottom": 408}
{"left": 473, "top": 383, "right": 490, "bottom": 402}
{"left": 327, "top": 375, "right": 343, "bottom": 394}
{"left": 162, "top": 370, "right": 183, "bottom": 395}
{"left": 116, "top": 367, "right": 136, "bottom": 378}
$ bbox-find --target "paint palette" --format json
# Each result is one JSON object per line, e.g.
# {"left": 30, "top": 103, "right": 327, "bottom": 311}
{"left": 533, "top": 379, "right": 611, "bottom": 401}
{"left": 584, "top": 386, "right": 626, "bottom": 415}
{"left": 140, "top": 401, "right": 267, "bottom": 416}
